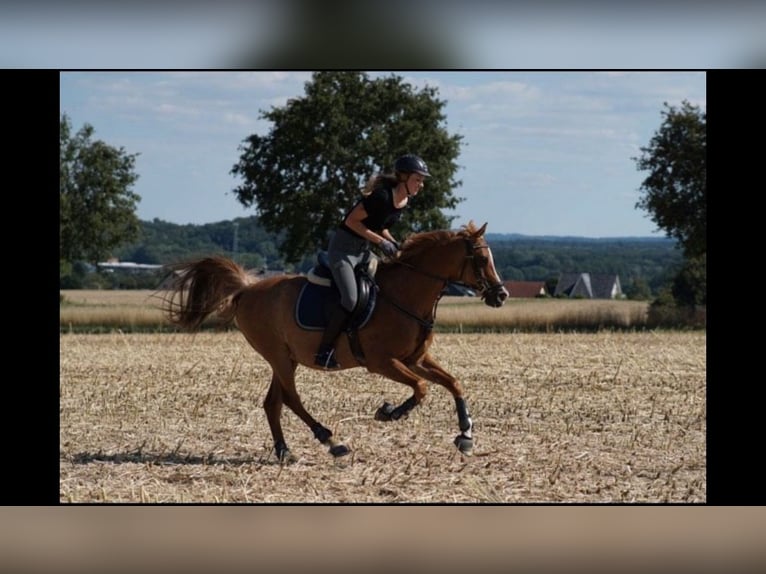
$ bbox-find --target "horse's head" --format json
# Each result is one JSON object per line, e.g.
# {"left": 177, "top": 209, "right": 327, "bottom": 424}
{"left": 460, "top": 222, "right": 509, "bottom": 308}
{"left": 396, "top": 221, "right": 509, "bottom": 307}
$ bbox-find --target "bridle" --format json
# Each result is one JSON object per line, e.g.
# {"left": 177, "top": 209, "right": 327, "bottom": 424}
{"left": 455, "top": 238, "right": 507, "bottom": 301}
{"left": 379, "top": 237, "right": 506, "bottom": 327}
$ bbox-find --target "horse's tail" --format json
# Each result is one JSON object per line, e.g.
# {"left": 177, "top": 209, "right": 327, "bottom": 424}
{"left": 161, "top": 256, "right": 253, "bottom": 331}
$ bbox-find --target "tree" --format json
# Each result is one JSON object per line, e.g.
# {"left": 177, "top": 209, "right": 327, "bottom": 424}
{"left": 672, "top": 253, "right": 706, "bottom": 307}
{"left": 633, "top": 101, "right": 706, "bottom": 310}
{"left": 634, "top": 100, "right": 706, "bottom": 259}
{"left": 60, "top": 114, "right": 142, "bottom": 268}
{"left": 230, "top": 72, "right": 464, "bottom": 263}
{"left": 624, "top": 276, "right": 652, "bottom": 301}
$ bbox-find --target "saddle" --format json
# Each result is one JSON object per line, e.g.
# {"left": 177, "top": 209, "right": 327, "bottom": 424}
{"left": 295, "top": 250, "right": 379, "bottom": 333}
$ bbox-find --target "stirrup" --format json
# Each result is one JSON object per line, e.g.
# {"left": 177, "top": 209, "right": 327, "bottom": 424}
{"left": 314, "top": 348, "right": 340, "bottom": 369}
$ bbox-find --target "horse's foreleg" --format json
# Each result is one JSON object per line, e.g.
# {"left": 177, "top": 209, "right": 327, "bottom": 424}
{"left": 410, "top": 354, "right": 474, "bottom": 455}
{"left": 371, "top": 359, "right": 427, "bottom": 422}
{"left": 374, "top": 395, "right": 418, "bottom": 422}
{"left": 453, "top": 396, "right": 474, "bottom": 454}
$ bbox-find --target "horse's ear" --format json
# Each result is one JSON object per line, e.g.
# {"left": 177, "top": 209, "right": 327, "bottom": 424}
{"left": 474, "top": 222, "right": 488, "bottom": 237}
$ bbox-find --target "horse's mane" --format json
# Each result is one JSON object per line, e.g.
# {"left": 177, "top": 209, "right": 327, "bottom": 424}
{"left": 396, "top": 221, "right": 480, "bottom": 263}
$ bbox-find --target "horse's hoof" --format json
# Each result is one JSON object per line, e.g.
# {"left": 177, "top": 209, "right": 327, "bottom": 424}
{"left": 329, "top": 444, "right": 351, "bottom": 457}
{"left": 277, "top": 449, "right": 298, "bottom": 464}
{"left": 454, "top": 435, "right": 474, "bottom": 455}
{"left": 374, "top": 402, "right": 395, "bottom": 422}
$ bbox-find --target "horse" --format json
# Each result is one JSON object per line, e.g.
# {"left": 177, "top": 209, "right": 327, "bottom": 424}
{"left": 161, "top": 221, "right": 509, "bottom": 462}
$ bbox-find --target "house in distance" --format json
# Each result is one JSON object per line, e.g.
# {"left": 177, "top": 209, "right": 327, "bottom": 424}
{"left": 554, "top": 272, "right": 623, "bottom": 299}
{"left": 503, "top": 281, "right": 548, "bottom": 298}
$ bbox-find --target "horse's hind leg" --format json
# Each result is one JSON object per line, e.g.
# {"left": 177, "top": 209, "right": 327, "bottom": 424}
{"left": 263, "top": 374, "right": 295, "bottom": 463}
{"left": 271, "top": 356, "right": 351, "bottom": 458}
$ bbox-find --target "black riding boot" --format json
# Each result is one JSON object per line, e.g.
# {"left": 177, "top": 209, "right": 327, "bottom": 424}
{"left": 314, "top": 304, "right": 350, "bottom": 369}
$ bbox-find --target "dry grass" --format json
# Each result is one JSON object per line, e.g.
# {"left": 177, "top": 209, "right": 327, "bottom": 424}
{"left": 60, "top": 330, "right": 706, "bottom": 503}
{"left": 60, "top": 290, "right": 166, "bottom": 331}
{"left": 60, "top": 290, "right": 653, "bottom": 332}
{"left": 437, "top": 297, "right": 649, "bottom": 331}
{"left": 60, "top": 289, "right": 161, "bottom": 306}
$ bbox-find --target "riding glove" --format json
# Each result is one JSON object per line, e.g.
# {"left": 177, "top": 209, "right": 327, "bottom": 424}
{"left": 379, "top": 239, "right": 398, "bottom": 257}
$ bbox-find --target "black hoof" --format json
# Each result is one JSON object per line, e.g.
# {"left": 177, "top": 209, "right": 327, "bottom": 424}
{"left": 454, "top": 435, "right": 474, "bottom": 455}
{"left": 276, "top": 449, "right": 297, "bottom": 464}
{"left": 374, "top": 402, "right": 395, "bottom": 422}
{"left": 329, "top": 444, "right": 351, "bottom": 457}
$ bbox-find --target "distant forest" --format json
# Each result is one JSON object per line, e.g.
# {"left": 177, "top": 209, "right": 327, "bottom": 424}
{"left": 113, "top": 216, "right": 682, "bottom": 298}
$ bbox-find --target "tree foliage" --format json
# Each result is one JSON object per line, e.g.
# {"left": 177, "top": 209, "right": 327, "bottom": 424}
{"left": 489, "top": 236, "right": 681, "bottom": 296}
{"left": 634, "top": 100, "right": 706, "bottom": 259}
{"left": 60, "top": 114, "right": 142, "bottom": 266}
{"left": 117, "top": 217, "right": 296, "bottom": 272}
{"left": 107, "top": 217, "right": 682, "bottom": 297}
{"left": 671, "top": 254, "right": 707, "bottom": 307}
{"left": 230, "top": 71, "right": 464, "bottom": 263}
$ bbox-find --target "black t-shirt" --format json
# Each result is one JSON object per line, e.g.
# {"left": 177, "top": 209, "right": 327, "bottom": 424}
{"left": 340, "top": 185, "right": 404, "bottom": 238}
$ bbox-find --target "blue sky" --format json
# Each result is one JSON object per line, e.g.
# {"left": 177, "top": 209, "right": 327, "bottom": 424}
{"left": 60, "top": 71, "right": 705, "bottom": 238}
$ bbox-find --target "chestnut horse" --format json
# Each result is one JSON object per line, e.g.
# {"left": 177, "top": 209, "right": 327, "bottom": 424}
{"left": 161, "top": 221, "right": 508, "bottom": 462}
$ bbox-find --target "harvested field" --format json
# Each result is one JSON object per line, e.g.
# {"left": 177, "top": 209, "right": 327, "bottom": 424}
{"left": 60, "top": 331, "right": 706, "bottom": 503}
{"left": 59, "top": 289, "right": 657, "bottom": 332}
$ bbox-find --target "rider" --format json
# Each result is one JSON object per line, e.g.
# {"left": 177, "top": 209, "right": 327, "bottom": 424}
{"left": 314, "top": 153, "right": 431, "bottom": 369}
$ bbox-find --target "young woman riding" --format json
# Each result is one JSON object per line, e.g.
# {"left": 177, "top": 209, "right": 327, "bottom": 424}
{"left": 314, "top": 153, "right": 431, "bottom": 369}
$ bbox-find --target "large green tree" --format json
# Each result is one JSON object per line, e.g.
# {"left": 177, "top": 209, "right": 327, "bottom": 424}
{"left": 230, "top": 71, "right": 464, "bottom": 263}
{"left": 634, "top": 100, "right": 706, "bottom": 259}
{"left": 634, "top": 100, "right": 706, "bottom": 308}
{"left": 60, "top": 114, "right": 142, "bottom": 268}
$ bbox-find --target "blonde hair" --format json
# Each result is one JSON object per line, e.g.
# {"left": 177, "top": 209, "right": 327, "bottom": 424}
{"left": 361, "top": 173, "right": 400, "bottom": 196}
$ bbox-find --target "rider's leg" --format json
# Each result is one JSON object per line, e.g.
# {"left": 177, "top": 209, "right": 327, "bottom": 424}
{"left": 314, "top": 258, "right": 357, "bottom": 369}
{"left": 314, "top": 303, "right": 351, "bottom": 368}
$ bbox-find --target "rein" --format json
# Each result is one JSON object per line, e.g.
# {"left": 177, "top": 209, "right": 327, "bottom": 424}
{"left": 377, "top": 238, "right": 503, "bottom": 328}
{"left": 380, "top": 290, "right": 440, "bottom": 330}
{"left": 374, "top": 254, "right": 447, "bottom": 332}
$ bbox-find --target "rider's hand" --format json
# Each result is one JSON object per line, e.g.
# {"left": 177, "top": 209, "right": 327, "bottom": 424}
{"left": 379, "top": 239, "right": 398, "bottom": 257}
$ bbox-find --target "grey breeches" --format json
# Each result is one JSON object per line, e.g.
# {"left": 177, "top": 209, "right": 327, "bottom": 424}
{"left": 327, "top": 228, "right": 369, "bottom": 313}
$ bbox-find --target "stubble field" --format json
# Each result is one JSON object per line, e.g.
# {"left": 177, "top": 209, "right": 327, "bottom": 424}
{"left": 60, "top": 329, "right": 706, "bottom": 503}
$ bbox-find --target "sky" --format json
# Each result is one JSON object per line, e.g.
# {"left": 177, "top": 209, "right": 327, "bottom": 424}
{"left": 60, "top": 71, "right": 705, "bottom": 238}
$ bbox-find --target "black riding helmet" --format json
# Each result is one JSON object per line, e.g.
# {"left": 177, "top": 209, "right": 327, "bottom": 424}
{"left": 394, "top": 154, "right": 430, "bottom": 177}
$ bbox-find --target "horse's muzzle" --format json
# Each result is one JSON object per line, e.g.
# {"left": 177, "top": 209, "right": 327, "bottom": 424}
{"left": 482, "top": 284, "right": 509, "bottom": 307}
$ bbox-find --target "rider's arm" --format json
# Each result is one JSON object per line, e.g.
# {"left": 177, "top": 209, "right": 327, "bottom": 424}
{"left": 344, "top": 203, "right": 387, "bottom": 246}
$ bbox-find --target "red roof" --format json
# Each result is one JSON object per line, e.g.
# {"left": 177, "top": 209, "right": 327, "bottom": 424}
{"left": 503, "top": 281, "right": 547, "bottom": 298}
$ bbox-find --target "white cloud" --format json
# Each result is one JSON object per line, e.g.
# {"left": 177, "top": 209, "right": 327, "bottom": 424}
{"left": 60, "top": 70, "right": 705, "bottom": 235}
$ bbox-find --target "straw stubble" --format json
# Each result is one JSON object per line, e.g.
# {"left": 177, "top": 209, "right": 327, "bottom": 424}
{"left": 60, "top": 330, "right": 705, "bottom": 502}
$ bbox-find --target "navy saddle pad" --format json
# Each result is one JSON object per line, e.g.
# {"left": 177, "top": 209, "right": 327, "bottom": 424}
{"left": 295, "top": 255, "right": 377, "bottom": 331}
